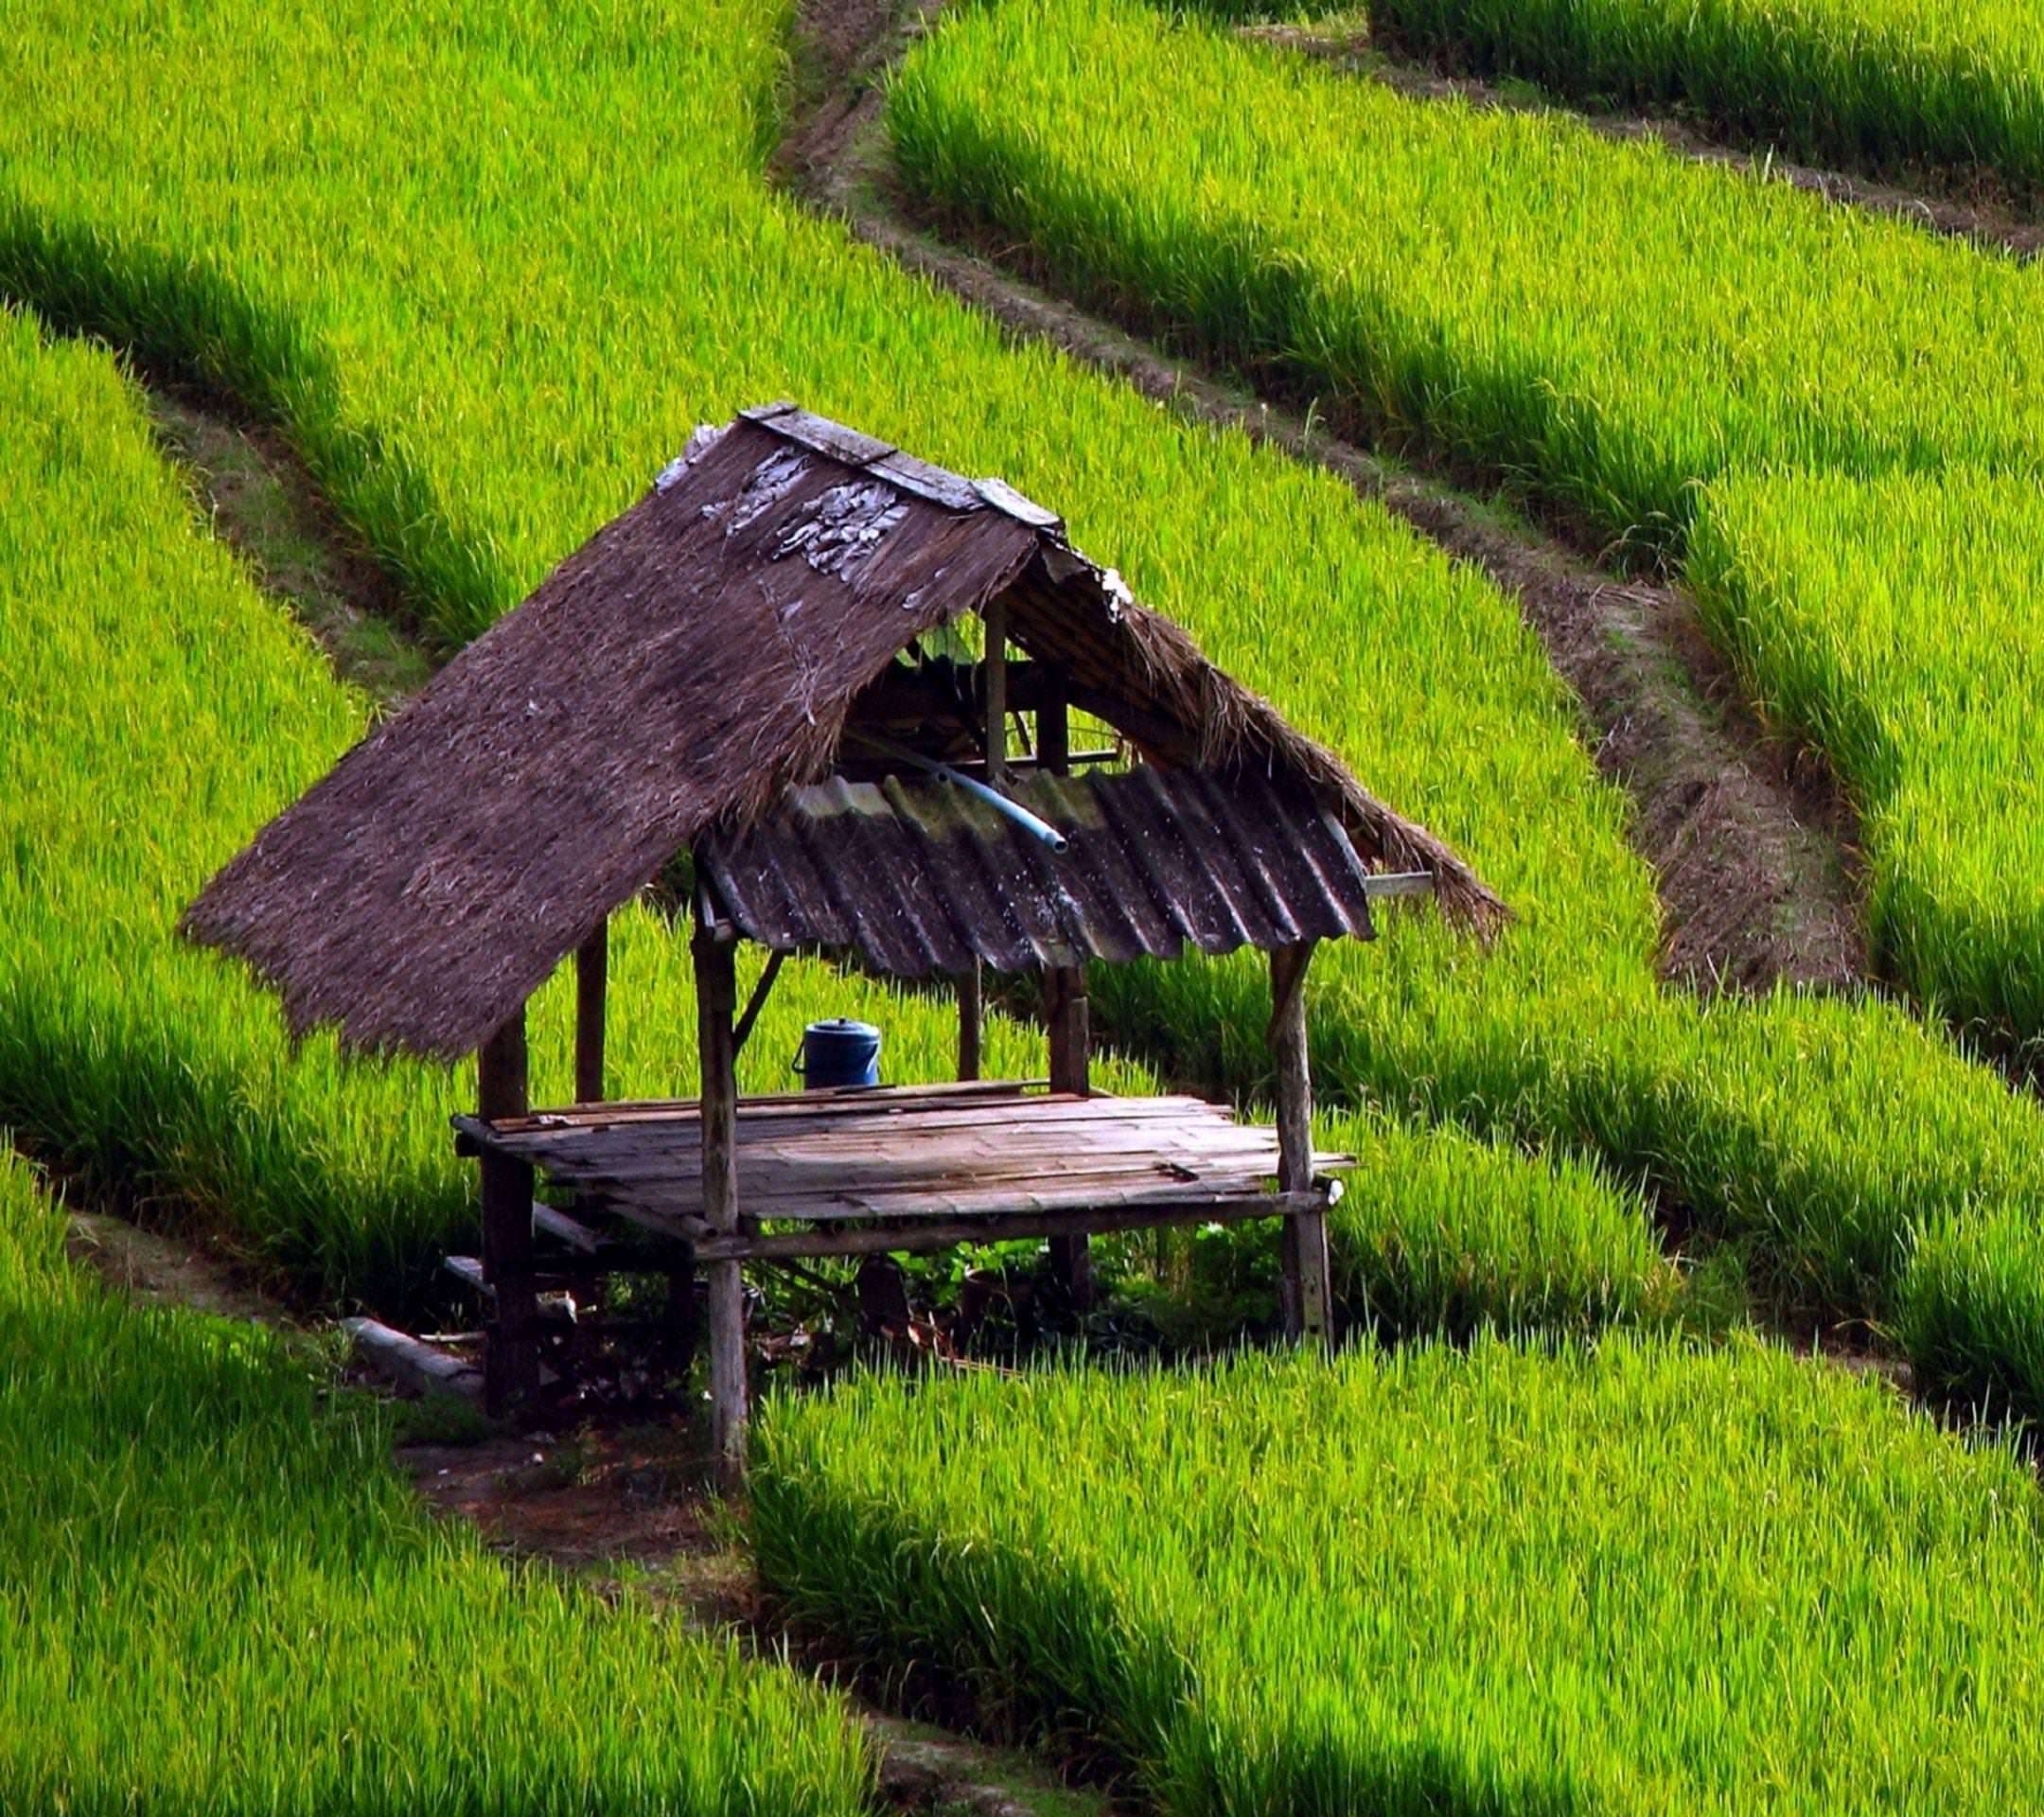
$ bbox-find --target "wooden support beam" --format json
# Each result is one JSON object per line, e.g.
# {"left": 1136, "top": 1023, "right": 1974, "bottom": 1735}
{"left": 957, "top": 964, "right": 982, "bottom": 1083}
{"left": 344, "top": 1316, "right": 484, "bottom": 1402}
{"left": 731, "top": 948, "right": 785, "bottom": 1059}
{"left": 969, "top": 616, "right": 1009, "bottom": 1098}
{"left": 983, "top": 598, "right": 1008, "bottom": 781}
{"left": 1043, "top": 973, "right": 1093, "bottom": 1307}
{"left": 532, "top": 1199, "right": 603, "bottom": 1255}
{"left": 1036, "top": 663, "right": 1069, "bottom": 775}
{"left": 1063, "top": 680, "right": 1198, "bottom": 769}
{"left": 1039, "top": 666, "right": 1092, "bottom": 1308}
{"left": 574, "top": 920, "right": 608, "bottom": 1104}
{"left": 1270, "top": 941, "right": 1331, "bottom": 1350}
{"left": 479, "top": 1006, "right": 539, "bottom": 1414}
{"left": 694, "top": 917, "right": 747, "bottom": 1491}
{"left": 686, "top": 1191, "right": 1334, "bottom": 1261}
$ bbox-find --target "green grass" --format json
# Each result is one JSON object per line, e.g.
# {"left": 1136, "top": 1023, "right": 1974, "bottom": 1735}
{"left": 1331, "top": 0, "right": 2044, "bottom": 196}
{"left": 1689, "top": 469, "right": 2044, "bottom": 1058}
{"left": 8, "top": 0, "right": 2044, "bottom": 1410}
{"left": 889, "top": 0, "right": 2044, "bottom": 562}
{"left": 755, "top": 1337, "right": 2044, "bottom": 1813}
{"left": 0, "top": 295, "right": 1651, "bottom": 1341}
{"left": 0, "top": 1144, "right": 878, "bottom": 1814}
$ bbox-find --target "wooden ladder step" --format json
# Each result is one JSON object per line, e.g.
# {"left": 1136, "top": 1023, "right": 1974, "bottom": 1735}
{"left": 532, "top": 1199, "right": 606, "bottom": 1254}
{"left": 443, "top": 1255, "right": 492, "bottom": 1297}
{"left": 442, "top": 1256, "right": 585, "bottom": 1321}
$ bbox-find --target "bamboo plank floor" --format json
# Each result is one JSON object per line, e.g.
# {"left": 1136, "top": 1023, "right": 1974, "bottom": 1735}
{"left": 456, "top": 1083, "right": 1345, "bottom": 1235}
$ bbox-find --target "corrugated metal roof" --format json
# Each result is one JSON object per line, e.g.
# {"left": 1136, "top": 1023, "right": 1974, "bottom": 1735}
{"left": 699, "top": 766, "right": 1378, "bottom": 976}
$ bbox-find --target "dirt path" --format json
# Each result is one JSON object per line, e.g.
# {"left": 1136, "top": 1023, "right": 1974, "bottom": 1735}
{"left": 148, "top": 384, "right": 435, "bottom": 706}
{"left": 64, "top": 1208, "right": 291, "bottom": 1325}
{"left": 1248, "top": 23, "right": 2044, "bottom": 261}
{"left": 406, "top": 1423, "right": 1116, "bottom": 1815}
{"left": 778, "top": 0, "right": 1864, "bottom": 995}
{"left": 52, "top": 1197, "right": 1105, "bottom": 1817}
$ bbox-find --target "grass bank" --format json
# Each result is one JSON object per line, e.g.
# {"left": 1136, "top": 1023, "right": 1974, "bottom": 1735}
{"left": 0, "top": 1144, "right": 877, "bottom": 1814}
{"left": 757, "top": 1338, "right": 2044, "bottom": 1812}
{"left": 1302, "top": 0, "right": 2044, "bottom": 199}
{"left": 5, "top": 0, "right": 2044, "bottom": 1409}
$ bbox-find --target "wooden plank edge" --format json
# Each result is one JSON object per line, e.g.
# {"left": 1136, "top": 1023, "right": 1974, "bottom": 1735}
{"left": 686, "top": 1190, "right": 1334, "bottom": 1261}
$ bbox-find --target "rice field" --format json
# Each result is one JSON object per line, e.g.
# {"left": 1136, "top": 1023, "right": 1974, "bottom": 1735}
{"left": 888, "top": 0, "right": 2044, "bottom": 1196}
{"left": 7, "top": 0, "right": 2044, "bottom": 1413}
{"left": 1317, "top": 0, "right": 2044, "bottom": 194}
{"left": 0, "top": 301, "right": 1084, "bottom": 1313}
{"left": 1689, "top": 469, "right": 2044, "bottom": 1058}
{"left": 0, "top": 1145, "right": 877, "bottom": 1814}
{"left": 755, "top": 1339, "right": 2044, "bottom": 1814}
{"left": 11, "top": 1, "right": 2044, "bottom": 1808}
{"left": 0, "top": 261, "right": 1648, "bottom": 1343}
{"left": 889, "top": 0, "right": 2044, "bottom": 561}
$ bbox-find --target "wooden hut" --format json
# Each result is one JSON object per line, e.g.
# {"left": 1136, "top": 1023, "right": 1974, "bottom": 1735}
{"left": 183, "top": 404, "right": 1501, "bottom": 1481}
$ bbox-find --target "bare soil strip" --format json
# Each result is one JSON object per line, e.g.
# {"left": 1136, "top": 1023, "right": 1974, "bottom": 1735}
{"left": 1248, "top": 22, "right": 2044, "bottom": 261}
{"left": 63, "top": 1207, "right": 291, "bottom": 1325}
{"left": 147, "top": 384, "right": 434, "bottom": 707}
{"left": 779, "top": 0, "right": 1864, "bottom": 996}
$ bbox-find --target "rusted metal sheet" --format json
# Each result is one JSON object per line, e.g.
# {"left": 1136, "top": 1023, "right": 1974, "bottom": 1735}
{"left": 699, "top": 765, "right": 1379, "bottom": 977}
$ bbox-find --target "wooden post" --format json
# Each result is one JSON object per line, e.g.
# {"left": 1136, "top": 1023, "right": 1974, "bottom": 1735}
{"left": 479, "top": 1006, "right": 538, "bottom": 1414}
{"left": 1038, "top": 665, "right": 1092, "bottom": 1306}
{"left": 1036, "top": 664, "right": 1069, "bottom": 775}
{"left": 694, "top": 911, "right": 747, "bottom": 1490}
{"left": 956, "top": 964, "right": 982, "bottom": 1083}
{"left": 1270, "top": 941, "right": 1330, "bottom": 1350}
{"left": 983, "top": 597, "right": 1008, "bottom": 785}
{"left": 1044, "top": 966, "right": 1095, "bottom": 1310}
{"left": 959, "top": 599, "right": 1008, "bottom": 1088}
{"left": 574, "top": 919, "right": 608, "bottom": 1104}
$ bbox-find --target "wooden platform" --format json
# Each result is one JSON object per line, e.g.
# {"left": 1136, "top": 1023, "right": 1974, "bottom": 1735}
{"left": 455, "top": 1081, "right": 1345, "bottom": 1262}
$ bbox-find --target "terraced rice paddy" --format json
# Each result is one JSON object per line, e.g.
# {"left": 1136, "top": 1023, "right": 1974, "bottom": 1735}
{"left": 1690, "top": 470, "right": 2044, "bottom": 1057}
{"left": 6, "top": 0, "right": 2044, "bottom": 1405}
{"left": 1308, "top": 0, "right": 2044, "bottom": 196}
{"left": 756, "top": 1340, "right": 2044, "bottom": 1814}
{"left": 0, "top": 52, "right": 1647, "bottom": 1347}
{"left": 889, "top": 0, "right": 2044, "bottom": 558}
{"left": 887, "top": 2, "right": 2044, "bottom": 1357}
{"left": 10, "top": 1, "right": 2044, "bottom": 1808}
{"left": 0, "top": 1146, "right": 875, "bottom": 1813}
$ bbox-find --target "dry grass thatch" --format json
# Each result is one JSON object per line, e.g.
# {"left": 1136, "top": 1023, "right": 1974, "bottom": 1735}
{"left": 183, "top": 408, "right": 1502, "bottom": 1060}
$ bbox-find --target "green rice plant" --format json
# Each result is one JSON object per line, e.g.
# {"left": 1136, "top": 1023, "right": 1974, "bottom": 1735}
{"left": 1330, "top": 1112, "right": 1677, "bottom": 1341}
{"left": 0, "top": 1144, "right": 878, "bottom": 1814}
{"left": 9, "top": 0, "right": 2044, "bottom": 1410}
{"left": 1330, "top": 0, "right": 2044, "bottom": 196}
{"left": 887, "top": 0, "right": 2044, "bottom": 562}
{"left": 0, "top": 303, "right": 1090, "bottom": 1312}
{"left": 880, "top": 0, "right": 2044, "bottom": 1397}
{"left": 0, "top": 299, "right": 1648, "bottom": 1338}
{"left": 1688, "top": 468, "right": 2044, "bottom": 1053}
{"left": 755, "top": 1336, "right": 2044, "bottom": 1813}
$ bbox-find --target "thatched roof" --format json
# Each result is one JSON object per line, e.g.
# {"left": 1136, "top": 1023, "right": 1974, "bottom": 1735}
{"left": 183, "top": 404, "right": 1502, "bottom": 1061}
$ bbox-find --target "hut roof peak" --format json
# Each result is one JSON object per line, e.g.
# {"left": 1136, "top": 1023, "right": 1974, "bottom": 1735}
{"left": 181, "top": 405, "right": 1502, "bottom": 1060}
